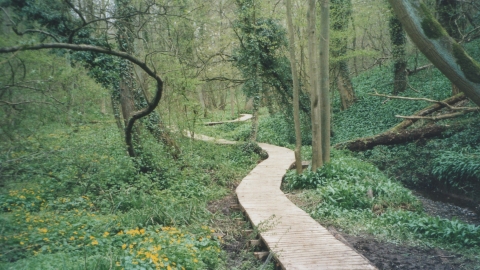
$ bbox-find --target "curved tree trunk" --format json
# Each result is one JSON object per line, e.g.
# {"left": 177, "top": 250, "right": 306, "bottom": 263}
{"left": 116, "top": 0, "right": 180, "bottom": 158}
{"left": 388, "top": 0, "right": 480, "bottom": 106}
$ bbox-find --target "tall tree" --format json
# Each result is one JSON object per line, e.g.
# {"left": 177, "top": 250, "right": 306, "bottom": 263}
{"left": 437, "top": 0, "right": 461, "bottom": 94}
{"left": 388, "top": 0, "right": 480, "bottom": 106}
{"left": 308, "top": 0, "right": 322, "bottom": 170}
{"left": 331, "top": 0, "right": 356, "bottom": 110}
{"left": 389, "top": 10, "right": 407, "bottom": 94}
{"left": 319, "top": 0, "right": 331, "bottom": 164}
{"left": 285, "top": 0, "right": 302, "bottom": 174}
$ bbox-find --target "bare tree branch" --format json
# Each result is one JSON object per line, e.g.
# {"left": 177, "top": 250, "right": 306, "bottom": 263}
{"left": 396, "top": 110, "right": 478, "bottom": 121}
{"left": 369, "top": 90, "right": 478, "bottom": 111}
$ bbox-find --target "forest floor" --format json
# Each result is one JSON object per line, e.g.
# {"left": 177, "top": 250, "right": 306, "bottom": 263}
{"left": 323, "top": 194, "right": 479, "bottom": 270}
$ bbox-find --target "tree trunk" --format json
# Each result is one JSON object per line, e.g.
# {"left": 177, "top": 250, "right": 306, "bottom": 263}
{"left": 116, "top": 0, "right": 179, "bottom": 158}
{"left": 319, "top": 0, "right": 331, "bottom": 164}
{"left": 389, "top": 12, "right": 407, "bottom": 94}
{"left": 308, "top": 0, "right": 322, "bottom": 171}
{"left": 110, "top": 91, "right": 124, "bottom": 133}
{"left": 331, "top": 0, "right": 356, "bottom": 110}
{"left": 250, "top": 93, "right": 260, "bottom": 141}
{"left": 436, "top": 0, "right": 462, "bottom": 95}
{"left": 285, "top": 0, "right": 303, "bottom": 174}
{"left": 337, "top": 62, "right": 356, "bottom": 110}
{"left": 388, "top": 0, "right": 480, "bottom": 106}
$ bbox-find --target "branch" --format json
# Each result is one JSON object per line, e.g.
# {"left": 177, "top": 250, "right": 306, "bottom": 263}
{"left": 201, "top": 76, "right": 245, "bottom": 84}
{"left": 396, "top": 110, "right": 477, "bottom": 121}
{"left": 0, "top": 42, "right": 163, "bottom": 157}
{"left": 15, "top": 29, "right": 60, "bottom": 42}
{"left": 369, "top": 91, "right": 477, "bottom": 111}
{"left": 0, "top": 100, "right": 53, "bottom": 106}
{"left": 64, "top": 0, "right": 87, "bottom": 25}
{"left": 406, "top": 64, "right": 432, "bottom": 75}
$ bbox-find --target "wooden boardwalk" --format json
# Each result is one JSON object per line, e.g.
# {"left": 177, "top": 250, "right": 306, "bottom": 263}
{"left": 236, "top": 143, "right": 376, "bottom": 270}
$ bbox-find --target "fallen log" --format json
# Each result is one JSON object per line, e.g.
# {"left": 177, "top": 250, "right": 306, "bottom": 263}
{"left": 335, "top": 125, "right": 456, "bottom": 152}
{"left": 335, "top": 93, "right": 467, "bottom": 151}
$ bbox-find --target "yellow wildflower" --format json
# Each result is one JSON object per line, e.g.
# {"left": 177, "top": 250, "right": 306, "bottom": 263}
{"left": 116, "top": 262, "right": 121, "bottom": 266}
{"left": 194, "top": 259, "right": 198, "bottom": 263}
{"left": 69, "top": 236, "right": 75, "bottom": 241}
{"left": 91, "top": 240, "right": 99, "bottom": 246}
{"left": 103, "top": 232, "right": 109, "bottom": 237}
{"left": 122, "top": 244, "right": 127, "bottom": 250}
{"left": 117, "top": 230, "right": 124, "bottom": 235}
{"left": 89, "top": 235, "right": 95, "bottom": 240}
{"left": 38, "top": 228, "right": 48, "bottom": 233}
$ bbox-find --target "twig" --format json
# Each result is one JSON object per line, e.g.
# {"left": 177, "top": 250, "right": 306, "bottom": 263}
{"left": 395, "top": 110, "right": 478, "bottom": 121}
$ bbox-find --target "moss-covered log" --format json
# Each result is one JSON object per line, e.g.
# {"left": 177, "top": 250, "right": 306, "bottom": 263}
{"left": 388, "top": 0, "right": 480, "bottom": 106}
{"left": 336, "top": 125, "right": 455, "bottom": 152}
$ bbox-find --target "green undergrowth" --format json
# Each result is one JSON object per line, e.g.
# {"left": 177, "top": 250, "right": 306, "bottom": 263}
{"left": 283, "top": 151, "right": 480, "bottom": 256}
{"left": 358, "top": 117, "right": 480, "bottom": 198}
{"left": 0, "top": 122, "right": 262, "bottom": 269}
{"left": 333, "top": 39, "right": 480, "bottom": 199}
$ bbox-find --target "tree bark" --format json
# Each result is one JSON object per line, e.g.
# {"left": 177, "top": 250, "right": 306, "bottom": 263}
{"left": 337, "top": 62, "right": 356, "bottom": 110}
{"left": 389, "top": 12, "right": 407, "bottom": 94}
{"left": 319, "top": 0, "right": 331, "bottom": 164}
{"left": 388, "top": 0, "right": 480, "bottom": 106}
{"left": 308, "top": 0, "right": 322, "bottom": 171}
{"left": 285, "top": 0, "right": 303, "bottom": 174}
{"left": 331, "top": 0, "right": 356, "bottom": 110}
{"left": 436, "top": 0, "right": 462, "bottom": 95}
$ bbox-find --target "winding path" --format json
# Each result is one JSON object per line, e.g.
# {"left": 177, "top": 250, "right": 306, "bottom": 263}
{"left": 192, "top": 114, "right": 376, "bottom": 269}
{"left": 236, "top": 143, "right": 376, "bottom": 269}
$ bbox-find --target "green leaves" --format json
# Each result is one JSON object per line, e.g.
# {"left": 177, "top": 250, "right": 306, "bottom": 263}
{"left": 432, "top": 149, "right": 480, "bottom": 188}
